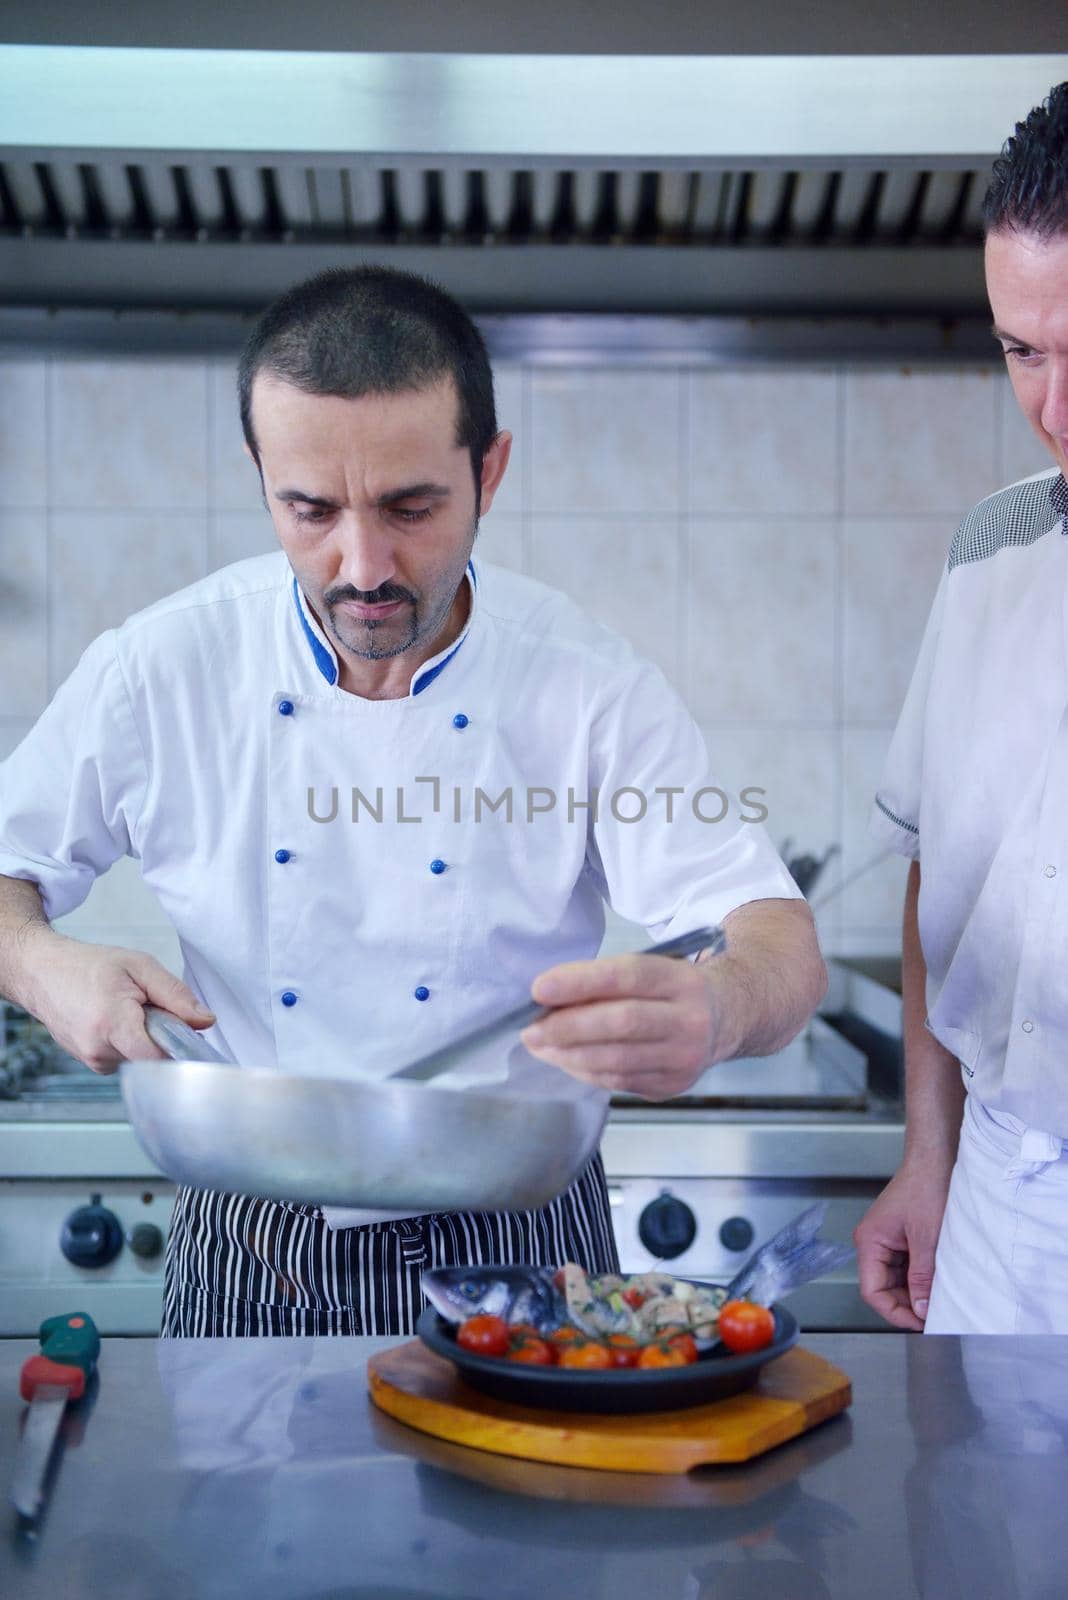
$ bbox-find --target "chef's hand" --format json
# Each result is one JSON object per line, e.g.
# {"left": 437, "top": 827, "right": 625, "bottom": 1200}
{"left": 521, "top": 951, "right": 718, "bottom": 1099}
{"left": 521, "top": 900, "right": 825, "bottom": 1100}
{"left": 854, "top": 1161, "right": 952, "bottom": 1331}
{"left": 22, "top": 931, "right": 216, "bottom": 1075}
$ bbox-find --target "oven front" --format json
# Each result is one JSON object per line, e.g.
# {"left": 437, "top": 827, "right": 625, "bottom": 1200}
{"left": 0, "top": 1173, "right": 175, "bottom": 1335}
{"left": 2, "top": 1116, "right": 901, "bottom": 1337}
{"left": 0, "top": 1092, "right": 175, "bottom": 1335}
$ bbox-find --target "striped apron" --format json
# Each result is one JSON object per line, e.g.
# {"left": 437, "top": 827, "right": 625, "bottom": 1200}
{"left": 161, "top": 1152, "right": 619, "bottom": 1336}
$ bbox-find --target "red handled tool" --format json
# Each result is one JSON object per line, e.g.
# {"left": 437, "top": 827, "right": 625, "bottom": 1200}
{"left": 11, "top": 1311, "right": 100, "bottom": 1520}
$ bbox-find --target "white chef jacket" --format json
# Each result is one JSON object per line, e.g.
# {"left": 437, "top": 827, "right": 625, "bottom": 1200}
{"left": 0, "top": 552, "right": 800, "bottom": 1217}
{"left": 871, "top": 467, "right": 1068, "bottom": 1133}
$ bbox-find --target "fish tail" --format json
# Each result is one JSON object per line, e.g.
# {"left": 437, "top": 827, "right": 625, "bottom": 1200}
{"left": 726, "top": 1203, "right": 854, "bottom": 1303}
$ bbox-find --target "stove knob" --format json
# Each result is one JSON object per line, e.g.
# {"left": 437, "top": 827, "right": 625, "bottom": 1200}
{"left": 638, "top": 1193, "right": 697, "bottom": 1260}
{"left": 718, "top": 1215, "right": 755, "bottom": 1253}
{"left": 60, "top": 1200, "right": 123, "bottom": 1268}
{"left": 127, "top": 1222, "right": 164, "bottom": 1260}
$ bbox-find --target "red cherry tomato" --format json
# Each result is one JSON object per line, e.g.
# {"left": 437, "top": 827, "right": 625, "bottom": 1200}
{"left": 605, "top": 1334, "right": 640, "bottom": 1368}
{"left": 557, "top": 1340, "right": 612, "bottom": 1369}
{"left": 717, "top": 1300, "right": 776, "bottom": 1354}
{"left": 663, "top": 1331, "right": 699, "bottom": 1363}
{"left": 456, "top": 1314, "right": 510, "bottom": 1357}
{"left": 621, "top": 1287, "right": 648, "bottom": 1309}
{"left": 548, "top": 1324, "right": 585, "bottom": 1347}
{"left": 506, "top": 1335, "right": 555, "bottom": 1365}
{"left": 637, "top": 1339, "right": 695, "bottom": 1369}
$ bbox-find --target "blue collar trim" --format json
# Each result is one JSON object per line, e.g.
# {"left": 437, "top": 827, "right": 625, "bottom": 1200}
{"left": 412, "top": 560, "right": 477, "bottom": 694}
{"left": 292, "top": 559, "right": 478, "bottom": 694}
{"left": 412, "top": 640, "right": 464, "bottom": 696}
{"left": 292, "top": 577, "right": 338, "bottom": 686}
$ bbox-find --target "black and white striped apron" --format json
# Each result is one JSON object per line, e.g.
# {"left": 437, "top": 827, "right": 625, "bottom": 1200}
{"left": 161, "top": 1152, "right": 618, "bottom": 1336}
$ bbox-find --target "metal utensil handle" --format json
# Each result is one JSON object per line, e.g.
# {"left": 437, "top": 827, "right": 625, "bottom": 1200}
{"left": 142, "top": 1006, "right": 226, "bottom": 1064}
{"left": 389, "top": 924, "right": 726, "bottom": 1084}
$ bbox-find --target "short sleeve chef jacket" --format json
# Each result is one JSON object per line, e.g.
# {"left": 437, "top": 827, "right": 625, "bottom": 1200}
{"left": 871, "top": 468, "right": 1068, "bottom": 1132}
{"left": 0, "top": 552, "right": 799, "bottom": 1086}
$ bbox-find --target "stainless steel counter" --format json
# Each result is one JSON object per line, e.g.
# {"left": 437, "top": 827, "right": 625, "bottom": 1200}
{"left": 1, "top": 1332, "right": 1061, "bottom": 1599}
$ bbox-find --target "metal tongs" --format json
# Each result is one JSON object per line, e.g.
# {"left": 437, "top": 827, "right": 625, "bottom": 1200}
{"left": 389, "top": 924, "right": 726, "bottom": 1083}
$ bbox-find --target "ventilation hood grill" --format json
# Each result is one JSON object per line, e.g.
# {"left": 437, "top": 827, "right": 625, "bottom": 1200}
{"left": 1, "top": 159, "right": 991, "bottom": 249}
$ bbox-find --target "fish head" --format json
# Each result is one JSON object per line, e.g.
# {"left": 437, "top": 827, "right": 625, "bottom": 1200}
{"left": 421, "top": 1266, "right": 562, "bottom": 1331}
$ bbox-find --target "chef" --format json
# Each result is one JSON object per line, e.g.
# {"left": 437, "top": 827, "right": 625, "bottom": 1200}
{"left": 856, "top": 83, "right": 1068, "bottom": 1333}
{"left": 0, "top": 266, "right": 825, "bottom": 1336}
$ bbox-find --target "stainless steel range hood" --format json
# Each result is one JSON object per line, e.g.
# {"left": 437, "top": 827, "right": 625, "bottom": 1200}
{"left": 1, "top": 48, "right": 1067, "bottom": 331}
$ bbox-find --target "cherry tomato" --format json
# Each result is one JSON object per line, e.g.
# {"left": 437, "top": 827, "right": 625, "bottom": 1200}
{"left": 605, "top": 1333, "right": 640, "bottom": 1368}
{"left": 557, "top": 1340, "right": 612, "bottom": 1369}
{"left": 508, "top": 1322, "right": 543, "bottom": 1343}
{"left": 621, "top": 1287, "right": 648, "bottom": 1309}
{"left": 637, "top": 1339, "right": 695, "bottom": 1369}
{"left": 663, "top": 1331, "right": 698, "bottom": 1363}
{"left": 456, "top": 1314, "right": 510, "bottom": 1357}
{"left": 717, "top": 1300, "right": 776, "bottom": 1354}
{"left": 548, "top": 1324, "right": 585, "bottom": 1347}
{"left": 506, "top": 1335, "right": 555, "bottom": 1365}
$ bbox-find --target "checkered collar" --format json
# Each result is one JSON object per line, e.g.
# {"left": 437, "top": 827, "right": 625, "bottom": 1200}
{"left": 1050, "top": 473, "right": 1068, "bottom": 526}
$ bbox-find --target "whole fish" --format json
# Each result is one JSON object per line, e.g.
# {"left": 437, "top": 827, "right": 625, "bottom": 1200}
{"left": 421, "top": 1202, "right": 854, "bottom": 1339}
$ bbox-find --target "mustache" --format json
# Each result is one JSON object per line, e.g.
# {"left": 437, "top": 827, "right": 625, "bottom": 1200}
{"left": 325, "top": 584, "right": 415, "bottom": 606}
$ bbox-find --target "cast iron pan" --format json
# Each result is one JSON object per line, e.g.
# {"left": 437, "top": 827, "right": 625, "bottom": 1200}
{"left": 415, "top": 1301, "right": 798, "bottom": 1415}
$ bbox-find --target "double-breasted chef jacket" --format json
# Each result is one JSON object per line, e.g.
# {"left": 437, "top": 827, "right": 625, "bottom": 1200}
{"left": 0, "top": 551, "right": 801, "bottom": 1221}
{"left": 872, "top": 469, "right": 1068, "bottom": 1135}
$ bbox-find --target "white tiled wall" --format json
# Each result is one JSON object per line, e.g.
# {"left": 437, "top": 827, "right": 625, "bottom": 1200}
{"left": 0, "top": 353, "right": 1051, "bottom": 973}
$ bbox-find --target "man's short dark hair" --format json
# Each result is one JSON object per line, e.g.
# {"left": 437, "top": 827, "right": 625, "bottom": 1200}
{"left": 238, "top": 266, "right": 498, "bottom": 498}
{"left": 983, "top": 81, "right": 1068, "bottom": 239}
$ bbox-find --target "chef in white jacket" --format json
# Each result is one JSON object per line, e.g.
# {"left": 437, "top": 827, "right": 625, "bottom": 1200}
{"left": 0, "top": 266, "right": 825, "bottom": 1335}
{"left": 856, "top": 82, "right": 1068, "bottom": 1334}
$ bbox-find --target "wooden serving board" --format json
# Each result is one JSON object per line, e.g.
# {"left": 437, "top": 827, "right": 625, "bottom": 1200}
{"left": 367, "top": 1342, "right": 851, "bottom": 1475}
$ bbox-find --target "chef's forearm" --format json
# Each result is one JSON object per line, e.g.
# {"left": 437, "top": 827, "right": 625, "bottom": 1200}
{"left": 699, "top": 898, "right": 828, "bottom": 1061}
{"left": 0, "top": 875, "right": 63, "bottom": 1011}
{"left": 900, "top": 859, "right": 965, "bottom": 1167}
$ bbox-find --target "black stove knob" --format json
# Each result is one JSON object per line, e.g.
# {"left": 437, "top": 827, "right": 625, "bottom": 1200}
{"left": 127, "top": 1222, "right": 164, "bottom": 1260}
{"left": 718, "top": 1215, "right": 755, "bottom": 1253}
{"left": 638, "top": 1193, "right": 697, "bottom": 1260}
{"left": 61, "top": 1200, "right": 123, "bottom": 1268}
